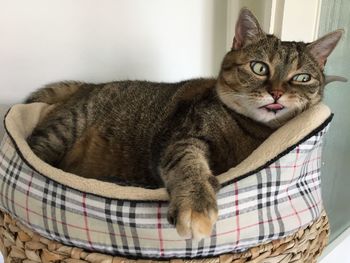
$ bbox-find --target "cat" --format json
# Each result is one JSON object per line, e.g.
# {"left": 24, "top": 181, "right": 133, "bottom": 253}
{"left": 25, "top": 8, "right": 343, "bottom": 240}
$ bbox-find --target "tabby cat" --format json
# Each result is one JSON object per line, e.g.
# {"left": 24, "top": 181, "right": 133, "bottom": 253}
{"left": 26, "top": 8, "right": 343, "bottom": 240}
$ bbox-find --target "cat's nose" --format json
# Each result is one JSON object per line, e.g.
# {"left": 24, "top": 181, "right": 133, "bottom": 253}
{"left": 269, "top": 90, "right": 284, "bottom": 100}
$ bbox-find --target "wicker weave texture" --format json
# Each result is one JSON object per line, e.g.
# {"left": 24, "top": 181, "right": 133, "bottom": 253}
{"left": 0, "top": 210, "right": 329, "bottom": 263}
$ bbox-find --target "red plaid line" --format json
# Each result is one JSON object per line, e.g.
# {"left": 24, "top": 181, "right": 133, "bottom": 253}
{"left": 216, "top": 198, "right": 322, "bottom": 237}
{"left": 157, "top": 202, "right": 164, "bottom": 256}
{"left": 268, "top": 156, "right": 321, "bottom": 168}
{"left": 286, "top": 146, "right": 302, "bottom": 227}
{"left": 82, "top": 193, "right": 94, "bottom": 250}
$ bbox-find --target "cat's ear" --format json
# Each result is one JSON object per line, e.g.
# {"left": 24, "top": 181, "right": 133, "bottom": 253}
{"left": 307, "top": 29, "right": 344, "bottom": 69}
{"left": 232, "top": 8, "right": 265, "bottom": 50}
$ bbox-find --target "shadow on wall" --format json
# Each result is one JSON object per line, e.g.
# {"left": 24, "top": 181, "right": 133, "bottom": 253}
{"left": 204, "top": 0, "right": 228, "bottom": 75}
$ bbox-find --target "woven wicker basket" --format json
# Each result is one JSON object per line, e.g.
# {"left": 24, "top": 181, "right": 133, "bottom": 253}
{"left": 0, "top": 210, "right": 329, "bottom": 263}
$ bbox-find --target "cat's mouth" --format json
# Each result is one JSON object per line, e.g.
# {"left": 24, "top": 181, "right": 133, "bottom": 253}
{"left": 260, "top": 103, "right": 285, "bottom": 113}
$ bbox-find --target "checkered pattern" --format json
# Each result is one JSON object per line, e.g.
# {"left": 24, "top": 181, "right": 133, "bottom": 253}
{"left": 0, "top": 124, "right": 328, "bottom": 259}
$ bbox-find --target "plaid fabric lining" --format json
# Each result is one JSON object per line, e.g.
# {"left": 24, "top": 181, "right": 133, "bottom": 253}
{"left": 0, "top": 125, "right": 328, "bottom": 259}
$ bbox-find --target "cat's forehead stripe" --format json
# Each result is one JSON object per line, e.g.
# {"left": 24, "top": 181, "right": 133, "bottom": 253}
{"left": 266, "top": 40, "right": 312, "bottom": 80}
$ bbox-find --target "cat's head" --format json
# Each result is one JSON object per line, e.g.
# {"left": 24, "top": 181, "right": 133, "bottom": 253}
{"left": 217, "top": 8, "right": 344, "bottom": 128}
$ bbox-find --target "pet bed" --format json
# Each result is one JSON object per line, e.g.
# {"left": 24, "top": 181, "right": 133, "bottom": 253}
{"left": 0, "top": 103, "right": 332, "bottom": 262}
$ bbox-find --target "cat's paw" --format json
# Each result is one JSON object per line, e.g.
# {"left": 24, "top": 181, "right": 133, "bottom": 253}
{"left": 172, "top": 206, "right": 218, "bottom": 240}
{"left": 167, "top": 179, "right": 219, "bottom": 240}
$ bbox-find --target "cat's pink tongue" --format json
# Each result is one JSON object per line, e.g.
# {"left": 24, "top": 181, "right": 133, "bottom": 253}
{"left": 264, "top": 103, "right": 284, "bottom": 110}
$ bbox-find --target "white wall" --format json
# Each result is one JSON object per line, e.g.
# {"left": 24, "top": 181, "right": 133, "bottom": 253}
{"left": 279, "top": 0, "right": 321, "bottom": 42}
{"left": 0, "top": 0, "right": 228, "bottom": 104}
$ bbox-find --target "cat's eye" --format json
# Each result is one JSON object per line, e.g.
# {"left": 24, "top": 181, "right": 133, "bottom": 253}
{"left": 250, "top": 61, "right": 269, "bottom": 76}
{"left": 292, "top": 73, "right": 311, "bottom": 83}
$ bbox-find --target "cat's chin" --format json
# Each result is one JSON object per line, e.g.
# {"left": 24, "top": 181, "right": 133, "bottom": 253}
{"left": 232, "top": 105, "right": 296, "bottom": 129}
{"left": 252, "top": 107, "right": 298, "bottom": 128}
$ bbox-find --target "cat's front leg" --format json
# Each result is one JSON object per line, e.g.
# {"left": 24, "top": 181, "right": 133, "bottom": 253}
{"left": 159, "top": 138, "right": 220, "bottom": 240}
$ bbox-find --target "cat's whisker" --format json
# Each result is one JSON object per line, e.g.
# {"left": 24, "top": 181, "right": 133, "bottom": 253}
{"left": 222, "top": 93, "right": 256, "bottom": 99}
